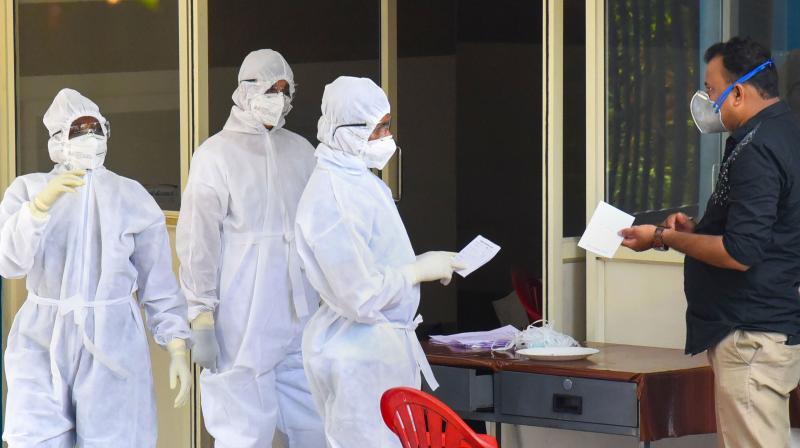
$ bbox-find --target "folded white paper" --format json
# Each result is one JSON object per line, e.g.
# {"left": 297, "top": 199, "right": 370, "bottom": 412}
{"left": 454, "top": 235, "right": 501, "bottom": 277}
{"left": 578, "top": 201, "right": 635, "bottom": 258}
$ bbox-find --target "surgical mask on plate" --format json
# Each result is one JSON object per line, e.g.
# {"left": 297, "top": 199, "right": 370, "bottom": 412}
{"left": 495, "top": 320, "right": 580, "bottom": 351}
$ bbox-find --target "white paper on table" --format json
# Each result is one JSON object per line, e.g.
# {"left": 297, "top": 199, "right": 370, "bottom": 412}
{"left": 578, "top": 201, "right": 635, "bottom": 258}
{"left": 454, "top": 235, "right": 501, "bottom": 277}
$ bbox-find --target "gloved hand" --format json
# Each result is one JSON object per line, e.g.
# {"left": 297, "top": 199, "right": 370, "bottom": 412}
{"left": 403, "top": 251, "right": 466, "bottom": 286}
{"left": 29, "top": 170, "right": 86, "bottom": 219}
{"left": 166, "top": 339, "right": 191, "bottom": 408}
{"left": 191, "top": 311, "right": 220, "bottom": 372}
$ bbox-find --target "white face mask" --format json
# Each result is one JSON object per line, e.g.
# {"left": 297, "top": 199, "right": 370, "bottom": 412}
{"left": 65, "top": 134, "right": 107, "bottom": 170}
{"left": 363, "top": 136, "right": 397, "bottom": 169}
{"left": 690, "top": 90, "right": 727, "bottom": 134}
{"left": 48, "top": 137, "right": 66, "bottom": 165}
{"left": 249, "top": 93, "right": 291, "bottom": 128}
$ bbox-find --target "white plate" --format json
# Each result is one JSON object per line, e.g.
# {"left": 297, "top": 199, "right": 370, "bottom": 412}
{"left": 516, "top": 347, "right": 600, "bottom": 361}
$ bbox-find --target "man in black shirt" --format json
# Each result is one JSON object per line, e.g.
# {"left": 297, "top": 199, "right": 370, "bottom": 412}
{"left": 621, "top": 37, "right": 800, "bottom": 447}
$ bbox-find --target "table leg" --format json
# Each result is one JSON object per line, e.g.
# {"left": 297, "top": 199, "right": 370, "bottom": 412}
{"left": 496, "top": 421, "right": 502, "bottom": 446}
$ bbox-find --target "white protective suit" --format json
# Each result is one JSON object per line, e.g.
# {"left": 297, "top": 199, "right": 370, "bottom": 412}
{"left": 295, "top": 76, "right": 439, "bottom": 448}
{"left": 176, "top": 49, "right": 325, "bottom": 448}
{"left": 0, "top": 88, "right": 190, "bottom": 448}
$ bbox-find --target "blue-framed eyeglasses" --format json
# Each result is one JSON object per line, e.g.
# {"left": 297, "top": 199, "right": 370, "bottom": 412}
{"left": 712, "top": 59, "right": 774, "bottom": 113}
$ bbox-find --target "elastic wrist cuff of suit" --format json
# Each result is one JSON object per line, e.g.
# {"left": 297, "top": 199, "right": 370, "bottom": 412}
{"left": 191, "top": 311, "right": 215, "bottom": 330}
{"left": 167, "top": 339, "right": 188, "bottom": 355}
{"left": 400, "top": 265, "right": 419, "bottom": 285}
{"left": 27, "top": 201, "right": 50, "bottom": 221}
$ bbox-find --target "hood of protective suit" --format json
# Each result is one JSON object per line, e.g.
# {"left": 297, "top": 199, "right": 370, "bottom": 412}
{"left": 226, "top": 49, "right": 295, "bottom": 134}
{"left": 316, "top": 76, "right": 390, "bottom": 161}
{"left": 43, "top": 88, "right": 108, "bottom": 166}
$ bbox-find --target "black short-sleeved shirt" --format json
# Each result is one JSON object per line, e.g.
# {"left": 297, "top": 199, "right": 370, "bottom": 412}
{"left": 684, "top": 101, "right": 800, "bottom": 355}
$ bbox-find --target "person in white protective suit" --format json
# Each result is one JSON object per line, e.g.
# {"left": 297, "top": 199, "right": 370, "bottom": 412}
{"left": 0, "top": 88, "right": 191, "bottom": 448}
{"left": 176, "top": 49, "right": 325, "bottom": 447}
{"left": 295, "top": 76, "right": 464, "bottom": 448}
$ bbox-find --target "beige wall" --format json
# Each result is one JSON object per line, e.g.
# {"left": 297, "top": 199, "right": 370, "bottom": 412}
{"left": 560, "top": 259, "right": 586, "bottom": 341}
{"left": 603, "top": 258, "right": 687, "bottom": 349}
{"left": 149, "top": 225, "right": 192, "bottom": 448}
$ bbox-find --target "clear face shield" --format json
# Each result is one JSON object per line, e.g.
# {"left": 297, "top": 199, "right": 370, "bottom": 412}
{"left": 690, "top": 59, "right": 774, "bottom": 134}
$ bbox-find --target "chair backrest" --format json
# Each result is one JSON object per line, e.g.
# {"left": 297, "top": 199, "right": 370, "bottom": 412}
{"left": 381, "top": 387, "right": 498, "bottom": 448}
{"left": 512, "top": 270, "right": 542, "bottom": 324}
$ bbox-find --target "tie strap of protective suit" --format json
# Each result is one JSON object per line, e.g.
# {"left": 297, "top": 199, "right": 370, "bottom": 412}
{"left": 283, "top": 231, "right": 310, "bottom": 318}
{"left": 27, "top": 292, "right": 141, "bottom": 399}
{"left": 390, "top": 314, "right": 439, "bottom": 390}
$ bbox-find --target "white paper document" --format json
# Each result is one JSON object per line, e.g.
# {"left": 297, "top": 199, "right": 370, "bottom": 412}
{"left": 454, "top": 235, "right": 501, "bottom": 277}
{"left": 578, "top": 201, "right": 635, "bottom": 258}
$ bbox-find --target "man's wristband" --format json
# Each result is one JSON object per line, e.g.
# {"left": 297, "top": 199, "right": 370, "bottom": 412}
{"left": 653, "top": 226, "right": 669, "bottom": 251}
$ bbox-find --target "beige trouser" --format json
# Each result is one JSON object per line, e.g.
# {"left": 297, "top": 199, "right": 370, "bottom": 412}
{"left": 708, "top": 330, "right": 800, "bottom": 448}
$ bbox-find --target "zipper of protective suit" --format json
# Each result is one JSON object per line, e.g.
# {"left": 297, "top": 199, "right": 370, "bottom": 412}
{"left": 264, "top": 133, "right": 309, "bottom": 318}
{"left": 42, "top": 167, "right": 130, "bottom": 398}
{"left": 79, "top": 170, "right": 94, "bottom": 297}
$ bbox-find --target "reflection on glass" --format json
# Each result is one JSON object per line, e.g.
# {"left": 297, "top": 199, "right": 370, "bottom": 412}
{"left": 735, "top": 0, "right": 800, "bottom": 119}
{"left": 207, "top": 0, "right": 380, "bottom": 143}
{"left": 398, "top": 0, "right": 542, "bottom": 334}
{"left": 606, "top": 0, "right": 701, "bottom": 223}
{"left": 15, "top": 0, "right": 181, "bottom": 210}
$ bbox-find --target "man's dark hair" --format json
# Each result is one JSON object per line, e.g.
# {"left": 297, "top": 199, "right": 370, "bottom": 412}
{"left": 704, "top": 36, "right": 779, "bottom": 99}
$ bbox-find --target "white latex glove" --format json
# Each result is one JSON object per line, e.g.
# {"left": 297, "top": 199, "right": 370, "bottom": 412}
{"left": 191, "top": 311, "right": 219, "bottom": 372}
{"left": 403, "top": 251, "right": 466, "bottom": 286}
{"left": 166, "top": 339, "right": 191, "bottom": 408}
{"left": 29, "top": 170, "right": 86, "bottom": 219}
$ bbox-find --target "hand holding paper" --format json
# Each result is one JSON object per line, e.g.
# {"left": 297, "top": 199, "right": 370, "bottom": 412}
{"left": 578, "top": 202, "right": 635, "bottom": 258}
{"left": 454, "top": 235, "right": 501, "bottom": 277}
{"left": 619, "top": 224, "right": 659, "bottom": 252}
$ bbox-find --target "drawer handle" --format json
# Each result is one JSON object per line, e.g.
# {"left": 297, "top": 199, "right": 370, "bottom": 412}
{"left": 552, "top": 394, "right": 583, "bottom": 415}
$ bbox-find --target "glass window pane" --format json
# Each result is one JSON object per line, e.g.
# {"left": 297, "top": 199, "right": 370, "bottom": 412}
{"left": 734, "top": 0, "right": 800, "bottom": 120}
{"left": 606, "top": 0, "right": 716, "bottom": 223}
{"left": 563, "top": 0, "right": 586, "bottom": 238}
{"left": 15, "top": 0, "right": 181, "bottom": 210}
{"left": 207, "top": 0, "right": 380, "bottom": 143}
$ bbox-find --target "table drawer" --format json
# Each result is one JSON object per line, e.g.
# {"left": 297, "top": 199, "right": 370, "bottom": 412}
{"left": 425, "top": 365, "right": 494, "bottom": 412}
{"left": 498, "top": 371, "right": 638, "bottom": 427}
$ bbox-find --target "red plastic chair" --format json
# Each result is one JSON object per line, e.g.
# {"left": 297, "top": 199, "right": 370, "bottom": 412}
{"left": 512, "top": 270, "right": 542, "bottom": 324}
{"left": 381, "top": 387, "right": 499, "bottom": 448}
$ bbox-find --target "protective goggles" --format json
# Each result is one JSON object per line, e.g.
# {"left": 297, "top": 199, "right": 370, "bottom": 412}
{"left": 242, "top": 79, "right": 292, "bottom": 99}
{"left": 333, "top": 120, "right": 391, "bottom": 138}
{"left": 51, "top": 119, "right": 110, "bottom": 140}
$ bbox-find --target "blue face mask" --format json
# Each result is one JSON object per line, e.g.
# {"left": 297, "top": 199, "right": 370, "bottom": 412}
{"left": 690, "top": 59, "right": 774, "bottom": 134}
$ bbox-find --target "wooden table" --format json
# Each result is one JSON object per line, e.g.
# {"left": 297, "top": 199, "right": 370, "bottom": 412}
{"left": 424, "top": 341, "right": 800, "bottom": 447}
